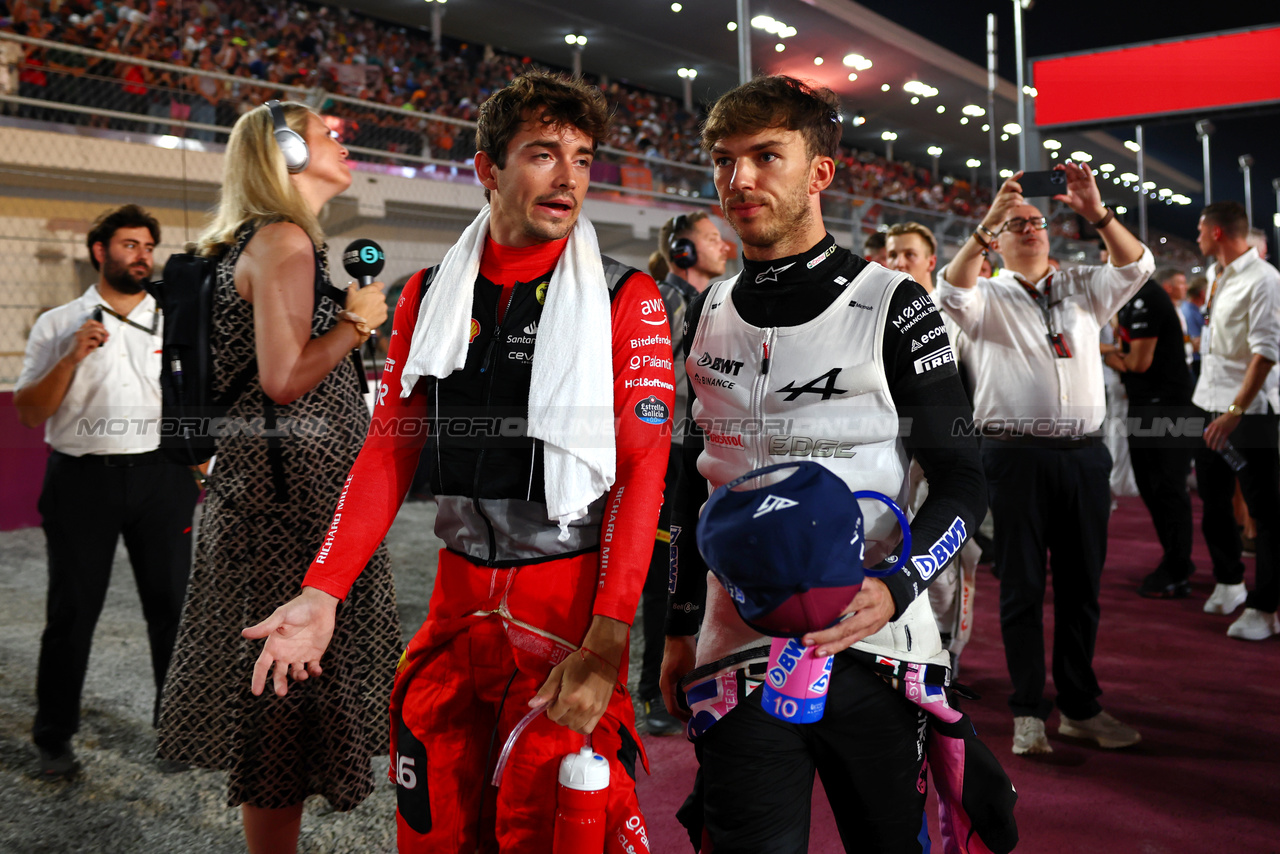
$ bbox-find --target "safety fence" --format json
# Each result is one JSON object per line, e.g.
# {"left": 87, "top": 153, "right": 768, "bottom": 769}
{"left": 0, "top": 30, "right": 1009, "bottom": 387}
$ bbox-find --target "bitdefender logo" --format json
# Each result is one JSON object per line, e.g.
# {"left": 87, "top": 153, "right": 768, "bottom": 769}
{"left": 753, "top": 495, "right": 799, "bottom": 518}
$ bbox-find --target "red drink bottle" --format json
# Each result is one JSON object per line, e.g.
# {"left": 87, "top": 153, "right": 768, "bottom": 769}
{"left": 552, "top": 745, "right": 610, "bottom": 854}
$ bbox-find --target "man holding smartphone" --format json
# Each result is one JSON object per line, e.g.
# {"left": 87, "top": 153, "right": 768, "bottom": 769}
{"left": 936, "top": 165, "right": 1154, "bottom": 756}
{"left": 14, "top": 204, "right": 200, "bottom": 780}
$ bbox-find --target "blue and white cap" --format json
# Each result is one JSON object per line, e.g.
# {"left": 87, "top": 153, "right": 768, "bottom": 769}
{"left": 696, "top": 462, "right": 910, "bottom": 637}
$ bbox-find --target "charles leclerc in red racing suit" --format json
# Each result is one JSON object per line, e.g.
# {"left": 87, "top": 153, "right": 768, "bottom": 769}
{"left": 301, "top": 234, "right": 675, "bottom": 853}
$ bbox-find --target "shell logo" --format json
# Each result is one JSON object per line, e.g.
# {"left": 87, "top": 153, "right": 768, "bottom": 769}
{"left": 469, "top": 318, "right": 480, "bottom": 343}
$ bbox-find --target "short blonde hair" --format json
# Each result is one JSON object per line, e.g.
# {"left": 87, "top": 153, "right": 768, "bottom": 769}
{"left": 885, "top": 221, "right": 937, "bottom": 257}
{"left": 198, "top": 101, "right": 325, "bottom": 256}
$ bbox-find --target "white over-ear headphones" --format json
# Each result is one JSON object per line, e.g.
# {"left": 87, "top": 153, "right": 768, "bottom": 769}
{"left": 266, "top": 100, "right": 309, "bottom": 173}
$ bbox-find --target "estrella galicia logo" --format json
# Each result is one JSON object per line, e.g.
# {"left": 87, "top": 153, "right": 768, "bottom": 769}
{"left": 634, "top": 395, "right": 670, "bottom": 425}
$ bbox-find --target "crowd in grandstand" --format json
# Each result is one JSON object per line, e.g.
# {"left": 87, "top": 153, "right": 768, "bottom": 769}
{"left": 1, "top": 0, "right": 997, "bottom": 216}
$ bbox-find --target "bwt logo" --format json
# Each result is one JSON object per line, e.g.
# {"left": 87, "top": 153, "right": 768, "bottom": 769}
{"left": 768, "top": 638, "right": 807, "bottom": 687}
{"left": 696, "top": 352, "right": 744, "bottom": 376}
{"left": 910, "top": 517, "right": 967, "bottom": 580}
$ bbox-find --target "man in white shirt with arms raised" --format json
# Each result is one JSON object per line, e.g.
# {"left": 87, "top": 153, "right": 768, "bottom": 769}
{"left": 936, "top": 164, "right": 1154, "bottom": 755}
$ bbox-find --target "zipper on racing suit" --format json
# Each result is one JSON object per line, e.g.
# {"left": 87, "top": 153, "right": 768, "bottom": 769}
{"left": 750, "top": 329, "right": 775, "bottom": 472}
{"left": 471, "top": 282, "right": 522, "bottom": 561}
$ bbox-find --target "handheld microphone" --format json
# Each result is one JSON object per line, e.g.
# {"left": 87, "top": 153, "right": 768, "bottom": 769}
{"left": 342, "top": 238, "right": 385, "bottom": 287}
{"left": 342, "top": 238, "right": 386, "bottom": 352}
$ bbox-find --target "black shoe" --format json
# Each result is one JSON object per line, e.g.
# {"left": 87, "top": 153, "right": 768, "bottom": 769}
{"left": 37, "top": 745, "right": 79, "bottom": 781}
{"left": 642, "top": 698, "right": 682, "bottom": 737}
{"left": 156, "top": 758, "right": 192, "bottom": 774}
{"left": 1137, "top": 571, "right": 1192, "bottom": 599}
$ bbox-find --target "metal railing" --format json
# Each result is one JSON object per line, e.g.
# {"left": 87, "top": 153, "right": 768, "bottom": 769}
{"left": 0, "top": 31, "right": 993, "bottom": 231}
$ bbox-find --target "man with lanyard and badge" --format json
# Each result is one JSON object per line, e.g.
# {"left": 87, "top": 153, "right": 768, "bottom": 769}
{"left": 14, "top": 204, "right": 200, "bottom": 780}
{"left": 935, "top": 165, "right": 1154, "bottom": 755}
{"left": 660, "top": 76, "right": 993, "bottom": 853}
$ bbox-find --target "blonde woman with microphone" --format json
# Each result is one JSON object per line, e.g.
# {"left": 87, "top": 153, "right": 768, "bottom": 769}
{"left": 157, "top": 101, "right": 401, "bottom": 853}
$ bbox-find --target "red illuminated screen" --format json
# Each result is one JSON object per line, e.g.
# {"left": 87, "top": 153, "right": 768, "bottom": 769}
{"left": 1034, "top": 27, "right": 1280, "bottom": 128}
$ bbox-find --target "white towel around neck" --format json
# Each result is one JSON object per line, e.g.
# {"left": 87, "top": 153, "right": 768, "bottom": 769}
{"left": 400, "top": 205, "right": 616, "bottom": 537}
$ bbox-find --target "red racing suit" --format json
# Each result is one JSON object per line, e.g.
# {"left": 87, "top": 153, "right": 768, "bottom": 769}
{"left": 303, "top": 235, "right": 675, "bottom": 853}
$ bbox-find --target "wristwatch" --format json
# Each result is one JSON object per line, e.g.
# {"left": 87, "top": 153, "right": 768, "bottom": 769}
{"left": 1227, "top": 403, "right": 1244, "bottom": 417}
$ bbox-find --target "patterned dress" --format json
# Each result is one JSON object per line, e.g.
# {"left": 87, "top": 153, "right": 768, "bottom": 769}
{"left": 157, "top": 225, "right": 401, "bottom": 810}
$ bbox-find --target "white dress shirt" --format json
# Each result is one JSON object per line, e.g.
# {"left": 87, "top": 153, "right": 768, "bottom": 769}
{"left": 1191, "top": 248, "right": 1280, "bottom": 415}
{"left": 16, "top": 285, "right": 163, "bottom": 455}
{"left": 936, "top": 248, "right": 1154, "bottom": 437}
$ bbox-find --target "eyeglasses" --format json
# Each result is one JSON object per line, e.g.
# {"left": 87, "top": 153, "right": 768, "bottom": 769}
{"left": 1000, "top": 216, "right": 1048, "bottom": 234}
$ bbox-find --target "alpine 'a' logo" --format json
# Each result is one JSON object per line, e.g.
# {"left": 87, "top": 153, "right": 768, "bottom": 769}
{"left": 754, "top": 495, "right": 799, "bottom": 518}
{"left": 777, "top": 368, "right": 848, "bottom": 401}
{"left": 755, "top": 262, "right": 796, "bottom": 284}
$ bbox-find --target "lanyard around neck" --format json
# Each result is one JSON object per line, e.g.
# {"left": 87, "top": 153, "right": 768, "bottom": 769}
{"left": 95, "top": 303, "right": 159, "bottom": 336}
{"left": 1015, "top": 274, "right": 1072, "bottom": 358}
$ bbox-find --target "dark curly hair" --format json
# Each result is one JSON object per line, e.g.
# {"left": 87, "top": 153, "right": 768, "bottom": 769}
{"left": 86, "top": 204, "right": 160, "bottom": 271}
{"left": 702, "top": 75, "right": 842, "bottom": 161}
{"left": 475, "top": 71, "right": 612, "bottom": 200}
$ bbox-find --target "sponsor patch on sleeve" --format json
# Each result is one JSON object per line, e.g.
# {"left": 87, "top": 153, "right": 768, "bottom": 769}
{"left": 634, "top": 395, "right": 670, "bottom": 425}
{"left": 909, "top": 517, "right": 967, "bottom": 580}
{"left": 912, "top": 345, "right": 955, "bottom": 375}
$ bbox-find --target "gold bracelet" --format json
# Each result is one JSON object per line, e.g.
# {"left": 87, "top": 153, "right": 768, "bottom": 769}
{"left": 1227, "top": 403, "right": 1244, "bottom": 417}
{"left": 337, "top": 310, "right": 371, "bottom": 343}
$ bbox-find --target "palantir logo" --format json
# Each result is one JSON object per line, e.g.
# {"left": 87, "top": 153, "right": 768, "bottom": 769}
{"left": 754, "top": 495, "right": 799, "bottom": 518}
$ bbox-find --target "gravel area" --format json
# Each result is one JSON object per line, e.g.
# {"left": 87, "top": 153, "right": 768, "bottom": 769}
{"left": 0, "top": 498, "right": 648, "bottom": 853}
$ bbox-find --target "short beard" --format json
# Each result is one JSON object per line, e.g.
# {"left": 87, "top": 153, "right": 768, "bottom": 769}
{"left": 727, "top": 181, "right": 812, "bottom": 250}
{"left": 102, "top": 256, "right": 149, "bottom": 295}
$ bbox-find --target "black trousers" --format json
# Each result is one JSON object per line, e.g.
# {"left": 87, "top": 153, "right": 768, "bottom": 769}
{"left": 33, "top": 452, "right": 199, "bottom": 751}
{"left": 1127, "top": 403, "right": 1197, "bottom": 582}
{"left": 982, "top": 440, "right": 1111, "bottom": 721}
{"left": 1192, "top": 407, "right": 1280, "bottom": 614}
{"left": 681, "top": 656, "right": 928, "bottom": 854}
{"left": 638, "top": 445, "right": 681, "bottom": 702}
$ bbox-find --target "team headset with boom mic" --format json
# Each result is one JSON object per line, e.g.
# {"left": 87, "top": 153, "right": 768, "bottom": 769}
{"left": 266, "top": 99, "right": 309, "bottom": 173}
{"left": 667, "top": 213, "right": 698, "bottom": 269}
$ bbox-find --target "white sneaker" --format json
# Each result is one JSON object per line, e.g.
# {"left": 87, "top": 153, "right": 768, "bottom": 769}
{"left": 1059, "top": 710, "right": 1142, "bottom": 749}
{"left": 1226, "top": 608, "right": 1280, "bottom": 641}
{"left": 1204, "top": 582, "right": 1248, "bottom": 615}
{"left": 1012, "top": 716, "right": 1052, "bottom": 755}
